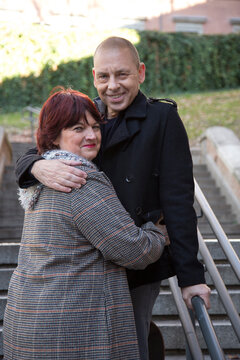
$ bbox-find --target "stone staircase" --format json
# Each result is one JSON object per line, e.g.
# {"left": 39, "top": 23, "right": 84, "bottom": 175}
{"left": 0, "top": 143, "right": 239, "bottom": 359}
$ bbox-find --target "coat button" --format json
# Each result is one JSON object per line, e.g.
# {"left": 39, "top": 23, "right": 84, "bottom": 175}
{"left": 125, "top": 175, "right": 134, "bottom": 183}
{"left": 135, "top": 206, "right": 142, "bottom": 216}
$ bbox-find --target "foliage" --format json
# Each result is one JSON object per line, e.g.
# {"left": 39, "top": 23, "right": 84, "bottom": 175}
{"left": 136, "top": 31, "right": 240, "bottom": 95}
{"left": 0, "top": 23, "right": 239, "bottom": 112}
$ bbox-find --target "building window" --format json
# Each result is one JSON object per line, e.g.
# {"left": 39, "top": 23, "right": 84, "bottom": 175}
{"left": 230, "top": 18, "right": 240, "bottom": 33}
{"left": 173, "top": 16, "right": 207, "bottom": 35}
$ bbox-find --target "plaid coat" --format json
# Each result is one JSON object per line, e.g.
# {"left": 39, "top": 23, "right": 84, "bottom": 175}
{"left": 4, "top": 151, "right": 166, "bottom": 360}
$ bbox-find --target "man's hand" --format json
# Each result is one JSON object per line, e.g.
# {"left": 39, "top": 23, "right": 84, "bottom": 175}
{"left": 181, "top": 284, "right": 211, "bottom": 310}
{"left": 31, "top": 159, "right": 87, "bottom": 192}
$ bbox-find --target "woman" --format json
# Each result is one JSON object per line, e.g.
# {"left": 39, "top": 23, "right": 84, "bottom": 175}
{"left": 3, "top": 87, "right": 167, "bottom": 360}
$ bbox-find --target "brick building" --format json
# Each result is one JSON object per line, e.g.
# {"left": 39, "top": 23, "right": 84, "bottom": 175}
{"left": 145, "top": 0, "right": 240, "bottom": 34}
{"left": 0, "top": 0, "right": 239, "bottom": 34}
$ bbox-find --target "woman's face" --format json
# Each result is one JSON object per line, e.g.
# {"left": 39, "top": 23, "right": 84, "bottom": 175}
{"left": 54, "top": 111, "right": 101, "bottom": 160}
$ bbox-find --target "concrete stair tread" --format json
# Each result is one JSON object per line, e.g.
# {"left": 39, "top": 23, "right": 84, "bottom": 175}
{"left": 152, "top": 319, "right": 240, "bottom": 349}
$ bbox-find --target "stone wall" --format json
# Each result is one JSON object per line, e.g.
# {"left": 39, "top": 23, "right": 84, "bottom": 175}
{"left": 200, "top": 126, "right": 240, "bottom": 222}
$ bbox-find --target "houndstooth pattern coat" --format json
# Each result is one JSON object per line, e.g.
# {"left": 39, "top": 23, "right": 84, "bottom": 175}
{"left": 3, "top": 150, "right": 166, "bottom": 360}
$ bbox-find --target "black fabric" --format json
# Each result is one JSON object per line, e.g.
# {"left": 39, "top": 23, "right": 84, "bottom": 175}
{"left": 94, "top": 91, "right": 205, "bottom": 289}
{"left": 102, "top": 116, "right": 119, "bottom": 146}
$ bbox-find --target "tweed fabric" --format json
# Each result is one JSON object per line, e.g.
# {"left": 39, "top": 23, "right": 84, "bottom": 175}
{"left": 4, "top": 153, "right": 166, "bottom": 360}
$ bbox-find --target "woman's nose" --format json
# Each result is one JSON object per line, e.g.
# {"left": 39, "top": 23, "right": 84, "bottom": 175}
{"left": 85, "top": 128, "right": 96, "bottom": 139}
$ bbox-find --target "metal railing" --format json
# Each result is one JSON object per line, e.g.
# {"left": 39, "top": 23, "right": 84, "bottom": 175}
{"left": 169, "top": 177, "right": 240, "bottom": 359}
{"left": 21, "top": 106, "right": 40, "bottom": 142}
{"left": 191, "top": 296, "right": 225, "bottom": 360}
{"left": 194, "top": 180, "right": 240, "bottom": 282}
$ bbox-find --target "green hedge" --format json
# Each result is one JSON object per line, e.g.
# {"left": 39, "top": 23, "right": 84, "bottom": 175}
{"left": 0, "top": 24, "right": 239, "bottom": 112}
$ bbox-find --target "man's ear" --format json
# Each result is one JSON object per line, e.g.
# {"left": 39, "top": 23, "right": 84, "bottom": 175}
{"left": 92, "top": 68, "right": 97, "bottom": 88}
{"left": 138, "top": 62, "right": 146, "bottom": 84}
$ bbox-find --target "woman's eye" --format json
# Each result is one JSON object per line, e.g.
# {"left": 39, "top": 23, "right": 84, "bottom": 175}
{"left": 74, "top": 126, "right": 84, "bottom": 131}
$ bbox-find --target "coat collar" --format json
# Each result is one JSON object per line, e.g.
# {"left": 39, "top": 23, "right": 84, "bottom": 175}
{"left": 94, "top": 91, "right": 147, "bottom": 150}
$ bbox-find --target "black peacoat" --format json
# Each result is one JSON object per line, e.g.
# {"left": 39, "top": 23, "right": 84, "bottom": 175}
{"left": 94, "top": 91, "right": 205, "bottom": 289}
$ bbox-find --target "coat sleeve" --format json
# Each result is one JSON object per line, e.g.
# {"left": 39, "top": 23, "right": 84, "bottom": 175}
{"left": 71, "top": 169, "right": 166, "bottom": 270}
{"left": 158, "top": 106, "right": 205, "bottom": 287}
{"left": 15, "top": 147, "right": 43, "bottom": 188}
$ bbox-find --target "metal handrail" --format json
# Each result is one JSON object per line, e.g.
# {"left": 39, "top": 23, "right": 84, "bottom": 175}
{"left": 194, "top": 179, "right": 240, "bottom": 281}
{"left": 195, "top": 177, "right": 240, "bottom": 341}
{"left": 191, "top": 296, "right": 225, "bottom": 360}
{"left": 168, "top": 276, "right": 204, "bottom": 359}
{"left": 197, "top": 228, "right": 240, "bottom": 341}
{"left": 168, "top": 178, "right": 240, "bottom": 359}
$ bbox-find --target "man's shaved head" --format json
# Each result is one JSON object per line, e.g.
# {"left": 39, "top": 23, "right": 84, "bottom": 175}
{"left": 94, "top": 36, "right": 140, "bottom": 69}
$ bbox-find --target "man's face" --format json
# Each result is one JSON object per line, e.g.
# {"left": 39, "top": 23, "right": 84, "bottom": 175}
{"left": 93, "top": 47, "right": 145, "bottom": 118}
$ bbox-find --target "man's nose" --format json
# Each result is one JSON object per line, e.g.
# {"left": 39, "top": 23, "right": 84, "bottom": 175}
{"left": 108, "top": 75, "right": 120, "bottom": 91}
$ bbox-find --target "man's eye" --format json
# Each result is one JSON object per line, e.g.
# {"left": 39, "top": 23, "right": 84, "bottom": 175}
{"left": 98, "top": 74, "right": 108, "bottom": 80}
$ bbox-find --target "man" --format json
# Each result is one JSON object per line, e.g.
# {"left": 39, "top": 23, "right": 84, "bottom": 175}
{"left": 16, "top": 37, "right": 210, "bottom": 360}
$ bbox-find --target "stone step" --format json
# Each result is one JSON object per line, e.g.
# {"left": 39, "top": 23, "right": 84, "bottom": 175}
{"left": 153, "top": 289, "right": 240, "bottom": 316}
{"left": 10, "top": 142, "right": 35, "bottom": 164}
{"left": 161, "top": 264, "right": 239, "bottom": 287}
{"left": 0, "top": 263, "right": 238, "bottom": 292}
{"left": 193, "top": 164, "right": 208, "bottom": 172}
{"left": 199, "top": 239, "right": 240, "bottom": 261}
{"left": 0, "top": 227, "right": 22, "bottom": 241}
{"left": 196, "top": 194, "right": 228, "bottom": 205}
{"left": 195, "top": 186, "right": 221, "bottom": 196}
{"left": 197, "top": 213, "right": 237, "bottom": 223}
{"left": 0, "top": 240, "right": 238, "bottom": 264}
{"left": 153, "top": 319, "right": 240, "bottom": 351}
{"left": 197, "top": 224, "right": 240, "bottom": 237}
{"left": 4, "top": 322, "right": 236, "bottom": 357}
{"left": 194, "top": 201, "right": 232, "bottom": 212}
{"left": 0, "top": 191, "right": 21, "bottom": 201}
{"left": 0, "top": 268, "right": 15, "bottom": 291}
{"left": 195, "top": 178, "right": 220, "bottom": 187}
{"left": 0, "top": 217, "right": 24, "bottom": 226}
{"left": 0, "top": 295, "right": 7, "bottom": 321}
{"left": 0, "top": 243, "right": 20, "bottom": 264}
{"left": 2, "top": 288, "right": 237, "bottom": 322}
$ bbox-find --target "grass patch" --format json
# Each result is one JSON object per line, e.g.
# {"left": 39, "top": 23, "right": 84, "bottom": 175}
{"left": 0, "top": 88, "right": 239, "bottom": 143}
{"left": 173, "top": 88, "right": 240, "bottom": 142}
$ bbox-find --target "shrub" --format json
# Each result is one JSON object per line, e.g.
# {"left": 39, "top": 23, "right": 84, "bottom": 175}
{"left": 0, "top": 24, "right": 239, "bottom": 111}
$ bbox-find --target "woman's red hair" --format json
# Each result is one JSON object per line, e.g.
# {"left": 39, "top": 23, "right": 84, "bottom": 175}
{"left": 36, "top": 87, "right": 102, "bottom": 154}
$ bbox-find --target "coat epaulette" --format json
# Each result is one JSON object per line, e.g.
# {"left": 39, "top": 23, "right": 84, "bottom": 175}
{"left": 148, "top": 97, "right": 177, "bottom": 108}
